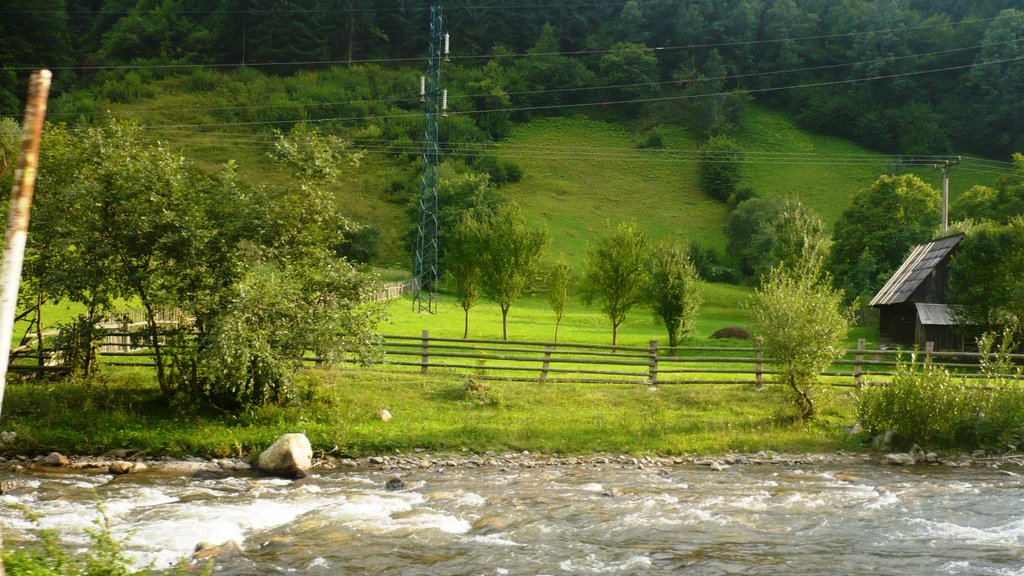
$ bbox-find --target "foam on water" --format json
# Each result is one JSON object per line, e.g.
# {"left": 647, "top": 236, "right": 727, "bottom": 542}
{"left": 559, "top": 553, "right": 653, "bottom": 573}
{"left": 908, "top": 516, "right": 1024, "bottom": 546}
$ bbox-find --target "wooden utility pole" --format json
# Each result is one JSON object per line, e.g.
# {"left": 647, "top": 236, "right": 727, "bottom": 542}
{"left": 0, "top": 67, "right": 50, "bottom": 576}
{"left": 0, "top": 70, "right": 51, "bottom": 420}
{"left": 932, "top": 156, "right": 961, "bottom": 234}
{"left": 0, "top": 68, "right": 50, "bottom": 576}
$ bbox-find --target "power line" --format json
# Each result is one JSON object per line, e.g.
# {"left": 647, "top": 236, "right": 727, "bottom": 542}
{"left": 46, "top": 37, "right": 1019, "bottom": 121}
{"left": 100, "top": 54, "right": 1023, "bottom": 131}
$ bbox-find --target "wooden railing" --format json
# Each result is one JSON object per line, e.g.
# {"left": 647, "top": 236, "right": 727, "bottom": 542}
{"left": 10, "top": 329, "right": 1024, "bottom": 386}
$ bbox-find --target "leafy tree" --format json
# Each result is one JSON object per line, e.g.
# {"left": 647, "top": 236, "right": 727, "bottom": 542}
{"left": 953, "top": 153, "right": 1024, "bottom": 224}
{"left": 597, "top": 42, "right": 659, "bottom": 114}
{"left": 965, "top": 9, "right": 1024, "bottom": 157}
{"left": 771, "top": 200, "right": 830, "bottom": 279}
{"left": 828, "top": 174, "right": 941, "bottom": 303}
{"left": 753, "top": 264, "right": 849, "bottom": 420}
{"left": 476, "top": 205, "right": 549, "bottom": 340}
{"left": 697, "top": 135, "right": 742, "bottom": 203}
{"left": 582, "top": 222, "right": 649, "bottom": 346}
{"left": 948, "top": 218, "right": 1024, "bottom": 334}
{"left": 726, "top": 196, "right": 788, "bottom": 278}
{"left": 725, "top": 198, "right": 826, "bottom": 280}
{"left": 446, "top": 215, "right": 483, "bottom": 339}
{"left": 648, "top": 240, "right": 703, "bottom": 348}
{"left": 547, "top": 258, "right": 574, "bottom": 343}
{"left": 28, "top": 119, "right": 381, "bottom": 409}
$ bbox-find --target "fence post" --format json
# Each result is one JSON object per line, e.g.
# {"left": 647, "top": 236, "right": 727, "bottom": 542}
{"left": 420, "top": 329, "right": 430, "bottom": 374}
{"left": 755, "top": 337, "right": 764, "bottom": 389}
{"left": 854, "top": 337, "right": 865, "bottom": 387}
{"left": 924, "top": 341, "right": 934, "bottom": 370}
{"left": 648, "top": 340, "right": 659, "bottom": 386}
{"left": 539, "top": 346, "right": 553, "bottom": 382}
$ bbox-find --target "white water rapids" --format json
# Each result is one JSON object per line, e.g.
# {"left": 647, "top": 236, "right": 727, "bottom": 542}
{"left": 2, "top": 462, "right": 1024, "bottom": 574}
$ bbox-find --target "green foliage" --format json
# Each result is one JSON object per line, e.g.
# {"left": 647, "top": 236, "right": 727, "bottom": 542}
{"left": 858, "top": 329, "right": 1024, "bottom": 448}
{"left": 194, "top": 259, "right": 381, "bottom": 408}
{"left": 29, "top": 119, "right": 382, "bottom": 411}
{"left": 583, "top": 222, "right": 650, "bottom": 346}
{"left": 726, "top": 198, "right": 827, "bottom": 281}
{"left": 637, "top": 127, "right": 665, "bottom": 149}
{"left": 753, "top": 265, "right": 849, "bottom": 420}
{"left": 953, "top": 154, "right": 1024, "bottom": 224}
{"left": 475, "top": 205, "right": 549, "bottom": 340}
{"left": 547, "top": 257, "right": 574, "bottom": 342}
{"left": 3, "top": 505, "right": 205, "bottom": 576}
{"left": 446, "top": 216, "right": 484, "bottom": 339}
{"left": 0, "top": 116, "right": 19, "bottom": 175}
{"left": 597, "top": 42, "right": 659, "bottom": 115}
{"left": 697, "top": 136, "right": 742, "bottom": 203}
{"left": 947, "top": 218, "right": 1024, "bottom": 333}
{"left": 648, "top": 239, "right": 703, "bottom": 347}
{"left": 828, "top": 174, "right": 941, "bottom": 304}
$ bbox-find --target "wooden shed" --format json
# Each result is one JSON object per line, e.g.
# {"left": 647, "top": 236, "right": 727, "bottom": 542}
{"left": 869, "top": 233, "right": 966, "bottom": 351}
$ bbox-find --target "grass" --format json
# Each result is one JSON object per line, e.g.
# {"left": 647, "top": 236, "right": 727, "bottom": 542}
{"left": 735, "top": 106, "right": 997, "bottom": 225}
{"left": 496, "top": 117, "right": 725, "bottom": 263}
{"left": 382, "top": 283, "right": 876, "bottom": 349}
{"left": 1, "top": 367, "right": 856, "bottom": 458}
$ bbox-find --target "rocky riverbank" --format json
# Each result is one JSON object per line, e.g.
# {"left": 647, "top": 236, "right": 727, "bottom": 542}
{"left": 3, "top": 447, "right": 1024, "bottom": 481}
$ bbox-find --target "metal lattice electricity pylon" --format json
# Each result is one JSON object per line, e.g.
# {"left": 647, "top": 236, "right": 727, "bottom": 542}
{"left": 413, "top": 5, "right": 446, "bottom": 314}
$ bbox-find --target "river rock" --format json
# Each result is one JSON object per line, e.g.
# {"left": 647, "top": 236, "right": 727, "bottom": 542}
{"left": 193, "top": 540, "right": 242, "bottom": 562}
{"left": 884, "top": 453, "right": 915, "bottom": 466}
{"left": 109, "top": 461, "right": 147, "bottom": 475}
{"left": 258, "top": 433, "right": 313, "bottom": 478}
{"left": 472, "top": 516, "right": 508, "bottom": 534}
{"left": 43, "top": 452, "right": 69, "bottom": 467}
{"left": 377, "top": 409, "right": 393, "bottom": 422}
{"left": 385, "top": 477, "right": 406, "bottom": 491}
{"left": 194, "top": 468, "right": 230, "bottom": 480}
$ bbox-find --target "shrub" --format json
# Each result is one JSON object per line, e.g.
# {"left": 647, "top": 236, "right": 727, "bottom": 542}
{"left": 752, "top": 264, "right": 849, "bottom": 420}
{"left": 858, "top": 329, "right": 1024, "bottom": 448}
{"left": 637, "top": 127, "right": 665, "bottom": 149}
{"left": 710, "top": 326, "right": 753, "bottom": 340}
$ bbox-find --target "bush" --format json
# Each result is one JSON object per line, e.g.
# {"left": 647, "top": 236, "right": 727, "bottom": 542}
{"left": 858, "top": 330, "right": 1024, "bottom": 448}
{"left": 697, "top": 135, "right": 742, "bottom": 203}
{"left": 637, "top": 127, "right": 665, "bottom": 149}
{"left": 752, "top": 265, "right": 849, "bottom": 420}
{"left": 710, "top": 326, "right": 753, "bottom": 340}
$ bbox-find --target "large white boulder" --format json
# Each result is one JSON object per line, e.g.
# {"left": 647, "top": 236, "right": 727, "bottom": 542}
{"left": 258, "top": 433, "right": 313, "bottom": 478}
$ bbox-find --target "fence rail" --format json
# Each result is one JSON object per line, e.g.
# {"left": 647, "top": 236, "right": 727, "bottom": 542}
{"left": 8, "top": 328, "right": 1024, "bottom": 385}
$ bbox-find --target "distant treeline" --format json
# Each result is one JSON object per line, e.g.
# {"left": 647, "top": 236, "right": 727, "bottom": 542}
{"left": 1, "top": 0, "right": 1022, "bottom": 157}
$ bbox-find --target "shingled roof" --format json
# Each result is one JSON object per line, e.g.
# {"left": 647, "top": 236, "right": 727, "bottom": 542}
{"left": 869, "top": 233, "right": 965, "bottom": 307}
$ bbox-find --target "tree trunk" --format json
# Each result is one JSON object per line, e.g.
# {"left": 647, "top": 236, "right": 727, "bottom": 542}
{"left": 138, "top": 291, "right": 168, "bottom": 399}
{"left": 501, "top": 305, "right": 510, "bottom": 341}
{"left": 35, "top": 290, "right": 43, "bottom": 369}
{"left": 553, "top": 318, "right": 561, "bottom": 343}
{"left": 462, "top": 307, "right": 469, "bottom": 339}
{"left": 612, "top": 322, "right": 619, "bottom": 347}
{"left": 788, "top": 374, "right": 815, "bottom": 420}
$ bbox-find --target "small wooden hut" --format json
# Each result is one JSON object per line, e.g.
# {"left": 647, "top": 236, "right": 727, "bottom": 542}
{"left": 870, "top": 233, "right": 966, "bottom": 351}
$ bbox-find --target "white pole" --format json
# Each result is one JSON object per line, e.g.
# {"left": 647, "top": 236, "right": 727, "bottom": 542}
{"left": 0, "top": 69, "right": 51, "bottom": 422}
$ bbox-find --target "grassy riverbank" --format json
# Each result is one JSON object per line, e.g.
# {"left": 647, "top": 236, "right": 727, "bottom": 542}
{"left": 1, "top": 367, "right": 858, "bottom": 459}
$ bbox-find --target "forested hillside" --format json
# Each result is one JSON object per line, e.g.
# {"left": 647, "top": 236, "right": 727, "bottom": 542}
{"left": 3, "top": 0, "right": 1022, "bottom": 157}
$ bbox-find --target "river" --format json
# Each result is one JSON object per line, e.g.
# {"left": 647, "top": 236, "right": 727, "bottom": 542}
{"left": 2, "top": 459, "right": 1023, "bottom": 575}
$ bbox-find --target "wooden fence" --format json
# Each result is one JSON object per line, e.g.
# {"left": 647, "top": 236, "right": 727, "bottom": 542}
{"left": 9, "top": 329, "right": 1024, "bottom": 386}
{"left": 376, "top": 332, "right": 1024, "bottom": 387}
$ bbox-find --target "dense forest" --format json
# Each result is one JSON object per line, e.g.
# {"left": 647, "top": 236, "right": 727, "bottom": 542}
{"left": 1, "top": 0, "right": 1023, "bottom": 158}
